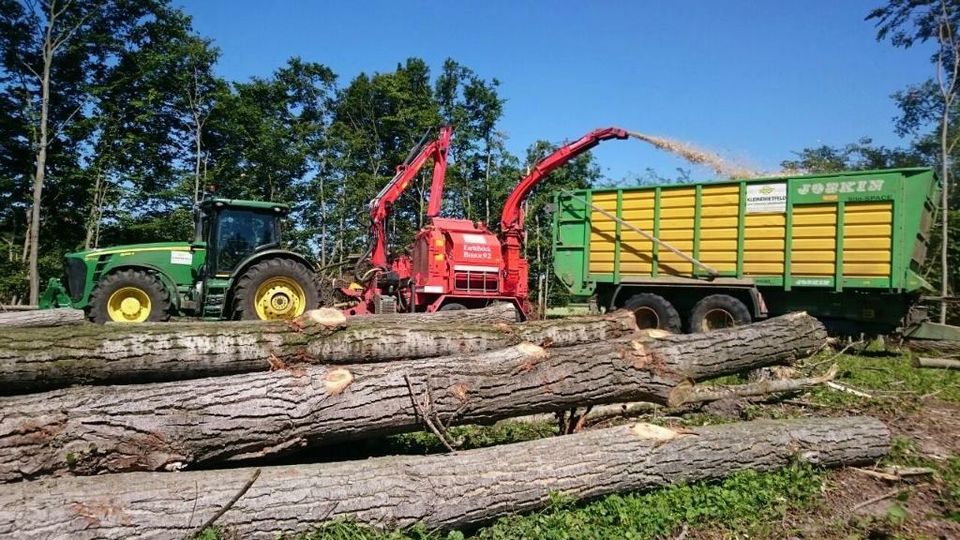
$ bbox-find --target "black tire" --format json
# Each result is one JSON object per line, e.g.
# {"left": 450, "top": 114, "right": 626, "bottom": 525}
{"left": 232, "top": 258, "right": 320, "bottom": 320}
{"left": 688, "top": 294, "right": 752, "bottom": 333}
{"left": 439, "top": 302, "right": 467, "bottom": 311}
{"left": 623, "top": 293, "right": 681, "bottom": 332}
{"left": 88, "top": 269, "right": 171, "bottom": 324}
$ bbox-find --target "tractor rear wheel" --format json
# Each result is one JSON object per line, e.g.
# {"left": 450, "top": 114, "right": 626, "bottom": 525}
{"left": 89, "top": 269, "right": 171, "bottom": 324}
{"left": 688, "top": 294, "right": 752, "bottom": 333}
{"left": 232, "top": 258, "right": 320, "bottom": 321}
{"left": 623, "top": 293, "right": 681, "bottom": 333}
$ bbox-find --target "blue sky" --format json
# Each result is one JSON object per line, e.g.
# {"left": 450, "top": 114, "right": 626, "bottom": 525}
{"left": 177, "top": 0, "right": 934, "bottom": 183}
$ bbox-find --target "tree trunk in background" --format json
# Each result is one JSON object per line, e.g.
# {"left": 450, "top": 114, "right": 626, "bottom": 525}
{"left": 20, "top": 209, "right": 29, "bottom": 266}
{"left": 937, "top": 4, "right": 960, "bottom": 323}
{"left": 941, "top": 101, "right": 951, "bottom": 323}
{"left": 484, "top": 142, "right": 491, "bottom": 224}
{"left": 0, "top": 309, "right": 85, "bottom": 328}
{"left": 0, "top": 304, "right": 642, "bottom": 393}
{"left": 0, "top": 312, "right": 825, "bottom": 482}
{"left": 189, "top": 64, "right": 208, "bottom": 203}
{"left": 26, "top": 0, "right": 94, "bottom": 304}
{"left": 83, "top": 169, "right": 108, "bottom": 250}
{"left": 319, "top": 175, "right": 326, "bottom": 266}
{"left": 27, "top": 33, "right": 53, "bottom": 306}
{"left": 0, "top": 416, "right": 889, "bottom": 539}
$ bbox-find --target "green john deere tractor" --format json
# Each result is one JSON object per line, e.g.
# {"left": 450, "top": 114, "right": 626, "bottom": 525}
{"left": 42, "top": 197, "right": 320, "bottom": 323}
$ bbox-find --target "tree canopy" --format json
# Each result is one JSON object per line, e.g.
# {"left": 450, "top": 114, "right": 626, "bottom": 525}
{"left": 0, "top": 0, "right": 604, "bottom": 304}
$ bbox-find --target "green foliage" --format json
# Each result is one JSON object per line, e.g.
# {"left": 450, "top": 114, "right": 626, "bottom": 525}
{"left": 946, "top": 457, "right": 960, "bottom": 520}
{"left": 868, "top": 0, "right": 960, "bottom": 50}
{"left": 0, "top": 2, "right": 554, "bottom": 301}
{"left": 384, "top": 421, "right": 557, "bottom": 454}
{"left": 101, "top": 208, "right": 195, "bottom": 245}
{"left": 192, "top": 527, "right": 222, "bottom": 540}
{"left": 523, "top": 139, "right": 602, "bottom": 310}
{"left": 780, "top": 137, "right": 926, "bottom": 173}
{"left": 924, "top": 209, "right": 960, "bottom": 322}
{"left": 295, "top": 521, "right": 456, "bottom": 540}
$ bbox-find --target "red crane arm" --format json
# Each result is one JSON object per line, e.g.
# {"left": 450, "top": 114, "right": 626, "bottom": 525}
{"left": 425, "top": 126, "right": 453, "bottom": 218}
{"left": 499, "top": 127, "right": 629, "bottom": 233}
{"left": 368, "top": 126, "right": 452, "bottom": 267}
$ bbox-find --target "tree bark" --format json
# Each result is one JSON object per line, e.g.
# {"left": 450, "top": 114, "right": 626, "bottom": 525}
{"left": 905, "top": 338, "right": 960, "bottom": 357}
{"left": 0, "top": 312, "right": 825, "bottom": 482}
{"left": 27, "top": 27, "right": 53, "bottom": 307}
{"left": 0, "top": 309, "right": 85, "bottom": 328}
{"left": 936, "top": 3, "right": 960, "bottom": 323}
{"left": 668, "top": 364, "right": 838, "bottom": 406}
{"left": 914, "top": 356, "right": 960, "bottom": 369}
{"left": 0, "top": 303, "right": 641, "bottom": 393}
{"left": 0, "top": 416, "right": 888, "bottom": 539}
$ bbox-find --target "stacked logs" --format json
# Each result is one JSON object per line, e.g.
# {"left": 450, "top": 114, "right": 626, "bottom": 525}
{"left": 0, "top": 305, "right": 889, "bottom": 539}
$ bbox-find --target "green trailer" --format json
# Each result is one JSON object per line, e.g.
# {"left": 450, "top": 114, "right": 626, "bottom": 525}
{"left": 552, "top": 167, "right": 942, "bottom": 334}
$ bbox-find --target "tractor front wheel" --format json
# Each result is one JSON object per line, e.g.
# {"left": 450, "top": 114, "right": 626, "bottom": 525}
{"left": 88, "top": 269, "right": 171, "bottom": 324}
{"left": 232, "top": 259, "right": 320, "bottom": 321}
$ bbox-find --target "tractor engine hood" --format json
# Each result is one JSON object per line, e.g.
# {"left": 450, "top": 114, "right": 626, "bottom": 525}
{"left": 68, "top": 242, "right": 196, "bottom": 261}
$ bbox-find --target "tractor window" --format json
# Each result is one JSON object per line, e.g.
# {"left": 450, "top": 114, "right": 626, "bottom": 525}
{"left": 214, "top": 209, "right": 279, "bottom": 273}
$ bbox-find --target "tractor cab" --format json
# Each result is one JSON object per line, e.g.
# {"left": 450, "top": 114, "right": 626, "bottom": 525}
{"left": 190, "top": 198, "right": 310, "bottom": 319}
{"left": 194, "top": 198, "right": 290, "bottom": 277}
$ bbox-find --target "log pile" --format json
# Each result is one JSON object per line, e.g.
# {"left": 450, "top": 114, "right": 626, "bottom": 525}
{"left": 0, "top": 416, "right": 889, "bottom": 539}
{"left": 0, "top": 308, "right": 85, "bottom": 328}
{"left": 0, "top": 303, "right": 638, "bottom": 392}
{"left": 0, "top": 306, "right": 889, "bottom": 538}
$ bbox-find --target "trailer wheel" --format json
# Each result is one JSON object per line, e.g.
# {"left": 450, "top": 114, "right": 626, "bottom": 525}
{"left": 233, "top": 258, "right": 320, "bottom": 320}
{"left": 439, "top": 302, "right": 467, "bottom": 311}
{"left": 689, "top": 294, "right": 751, "bottom": 333}
{"left": 623, "top": 293, "right": 681, "bottom": 333}
{"left": 89, "top": 269, "right": 171, "bottom": 324}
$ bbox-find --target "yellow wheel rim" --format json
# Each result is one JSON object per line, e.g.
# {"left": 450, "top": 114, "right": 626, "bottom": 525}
{"left": 107, "top": 287, "right": 152, "bottom": 323}
{"left": 254, "top": 277, "right": 307, "bottom": 320}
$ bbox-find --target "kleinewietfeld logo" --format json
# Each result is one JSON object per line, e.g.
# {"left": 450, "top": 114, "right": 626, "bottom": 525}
{"left": 745, "top": 182, "right": 787, "bottom": 213}
{"left": 796, "top": 179, "right": 884, "bottom": 196}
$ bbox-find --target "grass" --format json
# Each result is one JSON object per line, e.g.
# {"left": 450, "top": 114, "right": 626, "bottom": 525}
{"left": 803, "top": 345, "right": 960, "bottom": 410}
{"left": 883, "top": 436, "right": 960, "bottom": 523}
{"left": 384, "top": 420, "right": 556, "bottom": 454}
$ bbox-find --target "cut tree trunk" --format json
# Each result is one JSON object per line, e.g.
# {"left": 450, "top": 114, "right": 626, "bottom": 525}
{"left": 914, "top": 356, "right": 960, "bottom": 370}
{"left": 0, "top": 309, "right": 85, "bottom": 327}
{"left": 0, "top": 304, "right": 637, "bottom": 394}
{"left": 0, "top": 416, "right": 889, "bottom": 539}
{"left": 905, "top": 340, "right": 960, "bottom": 358}
{"left": 0, "top": 312, "right": 825, "bottom": 482}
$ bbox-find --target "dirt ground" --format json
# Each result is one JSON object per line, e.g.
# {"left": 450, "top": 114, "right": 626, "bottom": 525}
{"left": 797, "top": 399, "right": 960, "bottom": 539}
{"left": 699, "top": 395, "right": 960, "bottom": 539}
